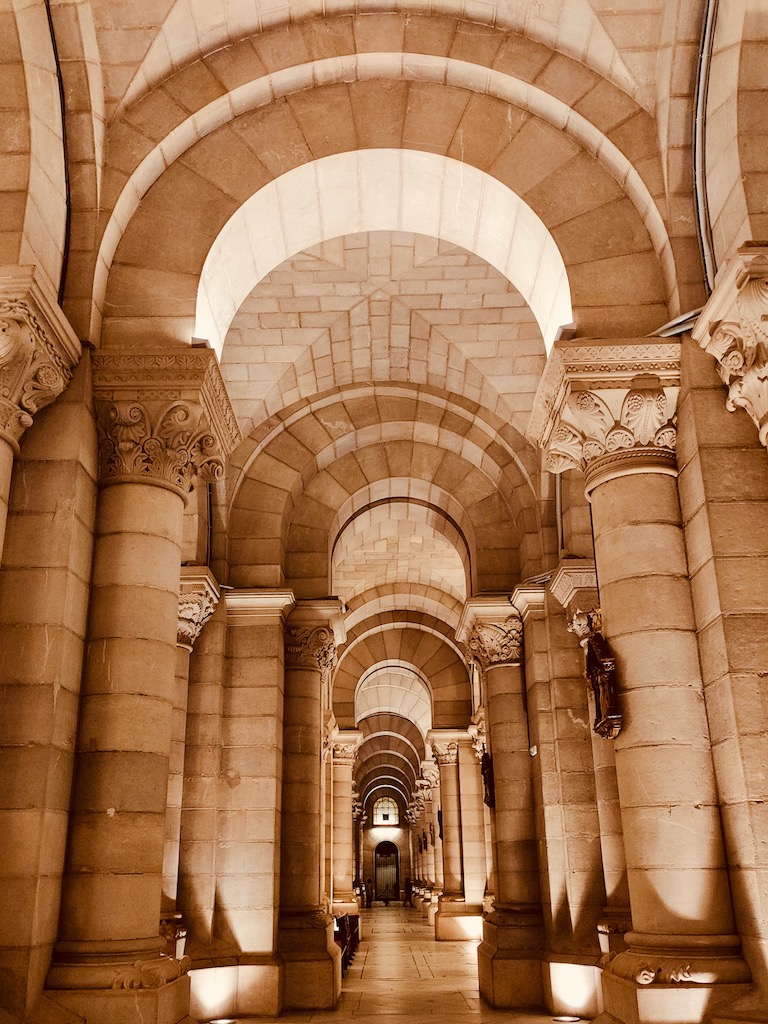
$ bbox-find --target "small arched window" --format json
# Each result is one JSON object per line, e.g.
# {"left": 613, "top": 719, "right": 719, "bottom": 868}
{"left": 373, "top": 797, "right": 399, "bottom": 825}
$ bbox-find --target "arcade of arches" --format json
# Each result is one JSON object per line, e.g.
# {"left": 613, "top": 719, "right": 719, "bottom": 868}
{"left": 1, "top": 2, "right": 768, "bottom": 1024}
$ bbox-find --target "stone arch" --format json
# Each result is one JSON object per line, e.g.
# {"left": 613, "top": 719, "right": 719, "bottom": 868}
{"left": 355, "top": 661, "right": 433, "bottom": 738}
{"left": 334, "top": 624, "right": 470, "bottom": 729}
{"left": 100, "top": 74, "right": 672, "bottom": 349}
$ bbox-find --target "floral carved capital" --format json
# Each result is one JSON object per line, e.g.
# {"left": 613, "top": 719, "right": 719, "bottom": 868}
{"left": 693, "top": 248, "right": 768, "bottom": 448}
{"left": 0, "top": 280, "right": 80, "bottom": 450}
{"left": 432, "top": 741, "right": 459, "bottom": 766}
{"left": 332, "top": 742, "right": 358, "bottom": 766}
{"left": 467, "top": 615, "right": 523, "bottom": 669}
{"left": 285, "top": 625, "right": 337, "bottom": 682}
{"left": 93, "top": 349, "right": 240, "bottom": 498}
{"left": 546, "top": 375, "right": 677, "bottom": 475}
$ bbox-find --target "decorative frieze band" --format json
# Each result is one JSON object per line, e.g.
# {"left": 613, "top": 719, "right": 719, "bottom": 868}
{"left": 92, "top": 348, "right": 241, "bottom": 498}
{"left": 692, "top": 244, "right": 768, "bottom": 448}
{"left": 0, "top": 267, "right": 81, "bottom": 450}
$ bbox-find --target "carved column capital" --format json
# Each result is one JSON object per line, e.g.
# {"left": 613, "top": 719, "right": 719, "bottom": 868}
{"left": 0, "top": 266, "right": 81, "bottom": 450}
{"left": 92, "top": 347, "right": 241, "bottom": 499}
{"left": 549, "top": 559, "right": 602, "bottom": 643}
{"left": 332, "top": 730, "right": 362, "bottom": 767}
{"left": 692, "top": 244, "right": 768, "bottom": 447}
{"left": 421, "top": 761, "right": 440, "bottom": 790}
{"left": 467, "top": 712, "right": 487, "bottom": 760}
{"left": 432, "top": 741, "right": 459, "bottom": 766}
{"left": 529, "top": 339, "right": 681, "bottom": 491}
{"left": 177, "top": 567, "right": 220, "bottom": 650}
{"left": 456, "top": 597, "right": 524, "bottom": 670}
{"left": 285, "top": 625, "right": 337, "bottom": 673}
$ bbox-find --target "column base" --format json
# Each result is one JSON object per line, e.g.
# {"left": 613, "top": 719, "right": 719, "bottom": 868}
{"left": 595, "top": 934, "right": 752, "bottom": 1024}
{"left": 45, "top": 974, "right": 193, "bottom": 1024}
{"left": 277, "top": 910, "right": 341, "bottom": 1010}
{"left": 427, "top": 891, "right": 441, "bottom": 927}
{"left": 477, "top": 908, "right": 544, "bottom": 1008}
{"left": 598, "top": 908, "right": 632, "bottom": 959}
{"left": 542, "top": 953, "right": 601, "bottom": 1019}
{"left": 434, "top": 896, "right": 483, "bottom": 941}
{"left": 188, "top": 955, "right": 283, "bottom": 1019}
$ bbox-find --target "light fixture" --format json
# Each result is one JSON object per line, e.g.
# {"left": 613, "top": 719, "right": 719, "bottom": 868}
{"left": 209, "top": 1019, "right": 236, "bottom": 1023}
{"left": 553, "top": 1017, "right": 580, "bottom": 1022}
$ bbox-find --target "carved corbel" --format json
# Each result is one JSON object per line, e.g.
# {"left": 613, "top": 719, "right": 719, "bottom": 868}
{"left": 692, "top": 245, "right": 768, "bottom": 447}
{"left": 0, "top": 267, "right": 81, "bottom": 450}
{"left": 177, "top": 567, "right": 220, "bottom": 650}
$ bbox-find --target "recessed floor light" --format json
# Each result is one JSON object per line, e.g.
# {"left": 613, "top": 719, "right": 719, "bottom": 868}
{"left": 553, "top": 1016, "right": 580, "bottom": 1022}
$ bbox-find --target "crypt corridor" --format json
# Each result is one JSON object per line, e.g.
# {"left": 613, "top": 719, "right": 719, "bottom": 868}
{"left": 1, "top": 2, "right": 768, "bottom": 1024}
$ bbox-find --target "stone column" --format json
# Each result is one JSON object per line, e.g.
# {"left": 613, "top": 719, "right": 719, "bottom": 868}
{"left": 162, "top": 569, "right": 219, "bottom": 932}
{"left": 428, "top": 730, "right": 482, "bottom": 939}
{"left": 457, "top": 599, "right": 544, "bottom": 1007}
{"left": 46, "top": 347, "right": 239, "bottom": 1024}
{"left": 0, "top": 267, "right": 80, "bottom": 566}
{"left": 550, "top": 560, "right": 631, "bottom": 957}
{"left": 278, "top": 600, "right": 344, "bottom": 1009}
{"left": 468, "top": 715, "right": 496, "bottom": 911}
{"left": 533, "top": 339, "right": 751, "bottom": 1024}
{"left": 423, "top": 761, "right": 443, "bottom": 925}
{"left": 332, "top": 731, "right": 363, "bottom": 915}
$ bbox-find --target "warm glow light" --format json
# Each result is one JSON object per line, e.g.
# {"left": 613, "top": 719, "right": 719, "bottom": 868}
{"left": 548, "top": 962, "right": 597, "bottom": 1017}
{"left": 189, "top": 966, "right": 238, "bottom": 1021}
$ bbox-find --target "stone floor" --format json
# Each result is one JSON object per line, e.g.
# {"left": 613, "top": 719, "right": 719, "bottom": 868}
{"left": 269, "top": 905, "right": 572, "bottom": 1023}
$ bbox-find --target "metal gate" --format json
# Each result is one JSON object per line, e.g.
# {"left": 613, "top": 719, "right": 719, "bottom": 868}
{"left": 374, "top": 841, "right": 399, "bottom": 904}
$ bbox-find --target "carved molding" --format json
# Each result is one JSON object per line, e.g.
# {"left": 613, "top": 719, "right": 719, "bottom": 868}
{"left": 692, "top": 245, "right": 768, "bottom": 448}
{"left": 177, "top": 568, "right": 220, "bottom": 650}
{"left": 549, "top": 560, "right": 597, "bottom": 609}
{"left": 606, "top": 947, "right": 751, "bottom": 987}
{"left": 0, "top": 268, "right": 81, "bottom": 450}
{"left": 467, "top": 615, "right": 523, "bottom": 668}
{"left": 421, "top": 761, "right": 440, "bottom": 790}
{"left": 92, "top": 349, "right": 241, "bottom": 497}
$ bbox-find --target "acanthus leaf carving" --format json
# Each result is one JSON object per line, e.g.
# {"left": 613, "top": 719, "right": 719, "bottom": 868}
{"left": 467, "top": 615, "right": 523, "bottom": 669}
{"left": 432, "top": 741, "right": 459, "bottom": 766}
{"left": 96, "top": 400, "right": 225, "bottom": 495}
{"left": 0, "top": 299, "right": 76, "bottom": 448}
{"left": 177, "top": 574, "right": 219, "bottom": 650}
{"left": 694, "top": 249, "right": 768, "bottom": 448}
{"left": 285, "top": 625, "right": 337, "bottom": 683}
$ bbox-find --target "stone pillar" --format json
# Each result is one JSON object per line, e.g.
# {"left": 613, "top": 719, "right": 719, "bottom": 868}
{"left": 0, "top": 267, "right": 80, "bottom": 567}
{"left": 278, "top": 600, "right": 345, "bottom": 1009}
{"left": 162, "top": 569, "right": 219, "bottom": 927}
{"left": 332, "top": 731, "right": 362, "bottom": 915}
{"left": 468, "top": 715, "right": 496, "bottom": 912}
{"left": 457, "top": 599, "right": 544, "bottom": 1008}
{"left": 423, "top": 760, "right": 443, "bottom": 925}
{"left": 46, "top": 347, "right": 239, "bottom": 1024}
{"left": 533, "top": 339, "right": 751, "bottom": 1024}
{"left": 550, "top": 561, "right": 632, "bottom": 958}
{"left": 429, "top": 730, "right": 483, "bottom": 939}
{"left": 692, "top": 246, "right": 768, "bottom": 1016}
{"left": 515, "top": 584, "right": 604, "bottom": 1018}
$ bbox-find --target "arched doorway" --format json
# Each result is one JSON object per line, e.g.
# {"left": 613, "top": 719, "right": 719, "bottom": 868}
{"left": 374, "top": 841, "right": 399, "bottom": 905}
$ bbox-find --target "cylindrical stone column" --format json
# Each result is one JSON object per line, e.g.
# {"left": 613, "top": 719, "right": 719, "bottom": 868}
{"left": 278, "top": 600, "right": 344, "bottom": 1010}
{"left": 587, "top": 450, "right": 749, "bottom": 991}
{"left": 46, "top": 349, "right": 239, "bottom": 1024}
{"left": 541, "top": 366, "right": 751, "bottom": 1021}
{"left": 332, "top": 732, "right": 362, "bottom": 914}
{"left": 459, "top": 601, "right": 544, "bottom": 1007}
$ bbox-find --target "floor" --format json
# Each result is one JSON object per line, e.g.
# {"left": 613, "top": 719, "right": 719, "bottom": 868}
{"left": 273, "top": 904, "right": 566, "bottom": 1023}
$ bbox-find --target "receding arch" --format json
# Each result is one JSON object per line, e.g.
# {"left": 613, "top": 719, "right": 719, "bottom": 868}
{"left": 196, "top": 148, "right": 572, "bottom": 354}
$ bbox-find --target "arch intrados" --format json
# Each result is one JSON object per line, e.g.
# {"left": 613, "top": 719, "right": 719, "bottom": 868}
{"left": 123, "top": 2, "right": 634, "bottom": 116}
{"left": 198, "top": 147, "right": 571, "bottom": 353}
{"left": 357, "top": 750, "right": 418, "bottom": 782}
{"left": 331, "top": 498, "right": 472, "bottom": 585}
{"left": 356, "top": 661, "right": 433, "bottom": 700}
{"left": 358, "top": 719, "right": 425, "bottom": 757}
{"left": 342, "top": 590, "right": 464, "bottom": 633}
{"left": 359, "top": 770, "right": 414, "bottom": 797}
{"left": 363, "top": 783, "right": 409, "bottom": 808}
{"left": 98, "top": 50, "right": 672, "bottom": 343}
{"left": 339, "top": 623, "right": 467, "bottom": 670}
